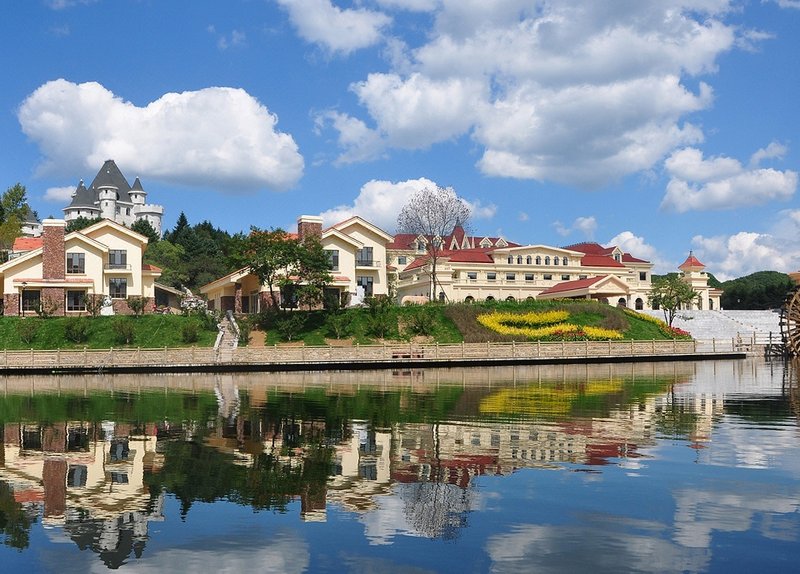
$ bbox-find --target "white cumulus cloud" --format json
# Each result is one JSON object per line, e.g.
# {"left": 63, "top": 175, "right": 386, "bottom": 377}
{"left": 661, "top": 146, "right": 797, "bottom": 212}
{"left": 316, "top": 1, "right": 760, "bottom": 187}
{"left": 554, "top": 216, "right": 597, "bottom": 239}
{"left": 318, "top": 177, "right": 494, "bottom": 233}
{"left": 607, "top": 231, "right": 673, "bottom": 273}
{"left": 18, "top": 79, "right": 304, "bottom": 193}
{"left": 690, "top": 209, "right": 800, "bottom": 279}
{"left": 276, "top": 0, "right": 391, "bottom": 55}
{"left": 43, "top": 186, "right": 76, "bottom": 203}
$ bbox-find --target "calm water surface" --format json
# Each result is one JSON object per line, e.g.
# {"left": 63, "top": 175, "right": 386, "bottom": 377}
{"left": 0, "top": 358, "right": 798, "bottom": 573}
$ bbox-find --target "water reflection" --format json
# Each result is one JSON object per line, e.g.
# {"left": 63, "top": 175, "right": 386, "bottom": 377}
{"left": 0, "top": 359, "right": 798, "bottom": 572}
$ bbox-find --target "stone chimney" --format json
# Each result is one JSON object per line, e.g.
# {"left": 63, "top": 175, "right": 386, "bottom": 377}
{"left": 42, "top": 219, "right": 66, "bottom": 280}
{"left": 297, "top": 215, "right": 323, "bottom": 242}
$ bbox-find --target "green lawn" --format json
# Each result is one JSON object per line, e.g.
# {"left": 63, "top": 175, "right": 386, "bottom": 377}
{"left": 0, "top": 315, "right": 218, "bottom": 349}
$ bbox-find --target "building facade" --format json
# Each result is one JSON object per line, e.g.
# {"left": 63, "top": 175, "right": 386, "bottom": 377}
{"left": 0, "top": 219, "right": 160, "bottom": 316}
{"left": 677, "top": 252, "right": 723, "bottom": 310}
{"left": 391, "top": 229, "right": 655, "bottom": 309}
{"left": 200, "top": 215, "right": 393, "bottom": 313}
{"left": 63, "top": 160, "right": 164, "bottom": 236}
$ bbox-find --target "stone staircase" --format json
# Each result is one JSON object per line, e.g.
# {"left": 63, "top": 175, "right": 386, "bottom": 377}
{"left": 215, "top": 313, "right": 240, "bottom": 362}
{"left": 642, "top": 309, "right": 781, "bottom": 341}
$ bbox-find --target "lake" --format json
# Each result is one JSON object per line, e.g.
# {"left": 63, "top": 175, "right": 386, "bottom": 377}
{"left": 0, "top": 358, "right": 797, "bottom": 573}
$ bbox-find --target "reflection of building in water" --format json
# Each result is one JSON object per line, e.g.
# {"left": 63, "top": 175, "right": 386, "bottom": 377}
{"left": 0, "top": 422, "right": 164, "bottom": 568}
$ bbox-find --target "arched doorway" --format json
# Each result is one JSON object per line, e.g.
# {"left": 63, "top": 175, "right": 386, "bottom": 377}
{"left": 617, "top": 298, "right": 627, "bottom": 308}
{"left": 635, "top": 298, "right": 644, "bottom": 310}
{"left": 464, "top": 296, "right": 475, "bottom": 304}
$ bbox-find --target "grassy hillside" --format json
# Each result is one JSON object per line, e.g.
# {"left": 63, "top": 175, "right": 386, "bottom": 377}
{"left": 0, "top": 314, "right": 218, "bottom": 350}
{"left": 244, "top": 299, "right": 682, "bottom": 346}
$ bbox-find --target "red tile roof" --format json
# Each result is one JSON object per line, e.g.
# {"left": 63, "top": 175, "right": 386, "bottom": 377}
{"left": 580, "top": 254, "right": 626, "bottom": 268}
{"left": 678, "top": 252, "right": 705, "bottom": 270}
{"left": 142, "top": 263, "right": 162, "bottom": 272}
{"left": 12, "top": 237, "right": 42, "bottom": 252}
{"left": 540, "top": 276, "right": 605, "bottom": 296}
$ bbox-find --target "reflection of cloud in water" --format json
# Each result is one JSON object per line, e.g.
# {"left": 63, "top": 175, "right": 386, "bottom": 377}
{"left": 673, "top": 486, "right": 800, "bottom": 548}
{"left": 82, "top": 529, "right": 310, "bottom": 574}
{"left": 360, "top": 482, "right": 476, "bottom": 545}
{"left": 486, "top": 519, "right": 710, "bottom": 574}
{"left": 338, "top": 554, "right": 439, "bottom": 574}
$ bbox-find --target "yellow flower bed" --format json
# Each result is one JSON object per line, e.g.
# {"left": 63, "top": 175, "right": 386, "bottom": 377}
{"left": 477, "top": 310, "right": 623, "bottom": 340}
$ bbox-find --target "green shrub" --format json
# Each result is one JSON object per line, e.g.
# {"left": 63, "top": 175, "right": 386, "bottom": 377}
{"left": 405, "top": 306, "right": 436, "bottom": 336}
{"left": 64, "top": 317, "right": 90, "bottom": 343}
{"left": 127, "top": 296, "right": 148, "bottom": 316}
{"left": 326, "top": 312, "right": 351, "bottom": 339}
{"left": 275, "top": 313, "right": 306, "bottom": 341}
{"left": 16, "top": 320, "right": 38, "bottom": 344}
{"left": 113, "top": 317, "right": 135, "bottom": 345}
{"left": 236, "top": 316, "right": 252, "bottom": 346}
{"left": 180, "top": 320, "right": 200, "bottom": 344}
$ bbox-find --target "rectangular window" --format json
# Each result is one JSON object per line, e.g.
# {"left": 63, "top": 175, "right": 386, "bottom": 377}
{"left": 108, "top": 250, "right": 127, "bottom": 269}
{"left": 543, "top": 274, "right": 552, "bottom": 281}
{"left": 524, "top": 273, "right": 534, "bottom": 281}
{"left": 397, "top": 256, "right": 407, "bottom": 265}
{"left": 467, "top": 272, "right": 477, "bottom": 280}
{"left": 506, "top": 273, "right": 516, "bottom": 281}
{"left": 66, "top": 252, "right": 85, "bottom": 274}
{"left": 109, "top": 278, "right": 127, "bottom": 299}
{"left": 325, "top": 249, "right": 339, "bottom": 271}
{"left": 356, "top": 246, "right": 373, "bottom": 266}
{"left": 21, "top": 290, "right": 40, "bottom": 312}
{"left": 579, "top": 275, "right": 588, "bottom": 280}
{"left": 487, "top": 272, "right": 497, "bottom": 281}
{"left": 639, "top": 271, "right": 647, "bottom": 281}
{"left": 562, "top": 274, "right": 570, "bottom": 281}
{"left": 66, "top": 290, "right": 86, "bottom": 311}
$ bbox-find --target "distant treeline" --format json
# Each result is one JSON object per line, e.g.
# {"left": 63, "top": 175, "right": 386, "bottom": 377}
{"left": 649, "top": 270, "right": 793, "bottom": 310}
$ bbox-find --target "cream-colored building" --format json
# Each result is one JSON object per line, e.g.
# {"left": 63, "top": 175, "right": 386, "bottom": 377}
{"left": 201, "top": 215, "right": 393, "bottom": 313}
{"left": 677, "top": 252, "right": 723, "bottom": 310}
{"left": 392, "top": 229, "right": 655, "bottom": 309}
{"left": 0, "top": 218, "right": 160, "bottom": 316}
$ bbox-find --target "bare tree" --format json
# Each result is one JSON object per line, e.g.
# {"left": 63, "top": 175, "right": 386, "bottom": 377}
{"left": 397, "top": 186, "right": 471, "bottom": 301}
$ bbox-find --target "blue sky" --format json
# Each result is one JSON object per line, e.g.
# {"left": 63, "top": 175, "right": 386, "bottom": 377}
{"left": 1, "top": 0, "right": 798, "bottom": 280}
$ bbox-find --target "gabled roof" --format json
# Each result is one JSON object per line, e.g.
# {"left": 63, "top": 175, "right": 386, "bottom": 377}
{"left": 80, "top": 218, "right": 149, "bottom": 245}
{"left": 322, "top": 228, "right": 363, "bottom": 248}
{"left": 330, "top": 216, "right": 393, "bottom": 242}
{"left": 565, "top": 241, "right": 651, "bottom": 266}
{"left": 538, "top": 275, "right": 630, "bottom": 298}
{"left": 388, "top": 231, "right": 519, "bottom": 251}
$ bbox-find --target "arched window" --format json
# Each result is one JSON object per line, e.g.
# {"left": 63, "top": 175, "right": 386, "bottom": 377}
{"left": 517, "top": 256, "right": 523, "bottom": 264}
{"left": 485, "top": 295, "right": 495, "bottom": 302}
{"left": 617, "top": 298, "right": 627, "bottom": 308}
{"left": 526, "top": 256, "right": 532, "bottom": 265}
{"left": 507, "top": 256, "right": 513, "bottom": 264}
{"left": 562, "top": 257, "right": 568, "bottom": 266}
{"left": 535, "top": 256, "right": 541, "bottom": 265}
{"left": 506, "top": 296, "right": 515, "bottom": 301}
{"left": 553, "top": 257, "right": 559, "bottom": 266}
{"left": 545, "top": 256, "right": 551, "bottom": 265}
{"left": 635, "top": 298, "right": 644, "bottom": 310}
{"left": 464, "top": 296, "right": 475, "bottom": 304}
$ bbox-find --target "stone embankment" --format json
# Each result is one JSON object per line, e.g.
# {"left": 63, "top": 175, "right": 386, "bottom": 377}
{"left": 0, "top": 339, "right": 744, "bottom": 375}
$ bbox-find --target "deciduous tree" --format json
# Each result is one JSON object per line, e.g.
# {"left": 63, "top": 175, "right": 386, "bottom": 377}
{"left": 649, "top": 275, "right": 698, "bottom": 327}
{"left": 397, "top": 186, "right": 471, "bottom": 301}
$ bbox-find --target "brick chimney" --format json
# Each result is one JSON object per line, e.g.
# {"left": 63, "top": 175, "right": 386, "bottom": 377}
{"left": 297, "top": 215, "right": 323, "bottom": 242}
{"left": 42, "top": 219, "right": 66, "bottom": 280}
